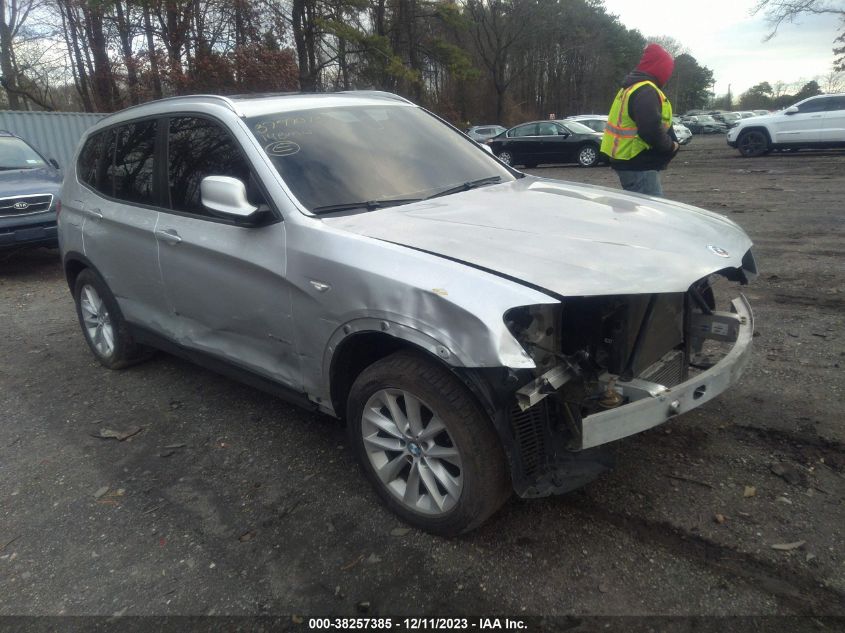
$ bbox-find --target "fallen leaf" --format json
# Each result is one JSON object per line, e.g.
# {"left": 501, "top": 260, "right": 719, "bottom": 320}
{"left": 238, "top": 530, "right": 256, "bottom": 543}
{"left": 714, "top": 513, "right": 726, "bottom": 524}
{"left": 93, "top": 486, "right": 110, "bottom": 499}
{"left": 390, "top": 527, "right": 410, "bottom": 537}
{"left": 743, "top": 486, "right": 757, "bottom": 498}
{"left": 771, "top": 541, "right": 806, "bottom": 551}
{"left": 94, "top": 426, "right": 143, "bottom": 441}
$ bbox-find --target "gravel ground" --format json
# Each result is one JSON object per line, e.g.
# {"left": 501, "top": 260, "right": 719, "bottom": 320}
{"left": 1, "top": 135, "right": 843, "bottom": 621}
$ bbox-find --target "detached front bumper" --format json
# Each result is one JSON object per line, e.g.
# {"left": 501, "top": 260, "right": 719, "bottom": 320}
{"left": 577, "top": 294, "right": 754, "bottom": 450}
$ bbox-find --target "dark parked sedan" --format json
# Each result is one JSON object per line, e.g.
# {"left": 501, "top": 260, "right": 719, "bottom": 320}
{"left": 0, "top": 131, "right": 62, "bottom": 250}
{"left": 683, "top": 115, "right": 728, "bottom": 135}
{"left": 488, "top": 120, "right": 604, "bottom": 167}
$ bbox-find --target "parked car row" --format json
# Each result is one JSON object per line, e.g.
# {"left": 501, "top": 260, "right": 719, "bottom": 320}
{"left": 727, "top": 93, "right": 845, "bottom": 156}
{"left": 469, "top": 113, "right": 692, "bottom": 169}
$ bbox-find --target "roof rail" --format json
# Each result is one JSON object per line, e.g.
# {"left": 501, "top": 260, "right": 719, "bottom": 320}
{"left": 100, "top": 94, "right": 242, "bottom": 121}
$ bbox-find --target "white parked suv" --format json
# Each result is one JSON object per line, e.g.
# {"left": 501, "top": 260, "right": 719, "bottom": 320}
{"left": 727, "top": 93, "right": 845, "bottom": 156}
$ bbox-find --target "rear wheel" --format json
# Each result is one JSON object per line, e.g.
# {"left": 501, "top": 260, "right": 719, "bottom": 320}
{"left": 737, "top": 130, "right": 769, "bottom": 157}
{"left": 577, "top": 144, "right": 599, "bottom": 167}
{"left": 73, "top": 268, "right": 151, "bottom": 369}
{"left": 347, "top": 351, "right": 510, "bottom": 535}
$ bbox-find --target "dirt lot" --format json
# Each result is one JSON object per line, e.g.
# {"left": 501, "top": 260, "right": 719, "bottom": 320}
{"left": 1, "top": 135, "right": 843, "bottom": 622}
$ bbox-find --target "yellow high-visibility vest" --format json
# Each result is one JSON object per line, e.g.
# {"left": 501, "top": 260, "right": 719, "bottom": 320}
{"left": 601, "top": 80, "right": 673, "bottom": 161}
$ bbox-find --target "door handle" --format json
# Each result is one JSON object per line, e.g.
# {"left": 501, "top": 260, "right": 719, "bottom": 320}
{"left": 155, "top": 229, "right": 182, "bottom": 245}
{"left": 87, "top": 207, "right": 103, "bottom": 220}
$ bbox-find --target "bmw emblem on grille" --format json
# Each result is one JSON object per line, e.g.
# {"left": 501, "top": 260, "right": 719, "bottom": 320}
{"left": 707, "top": 244, "right": 730, "bottom": 258}
{"left": 13, "top": 201, "right": 29, "bottom": 210}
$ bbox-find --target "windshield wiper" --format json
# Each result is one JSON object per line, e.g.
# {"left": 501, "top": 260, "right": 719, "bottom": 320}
{"left": 311, "top": 198, "right": 422, "bottom": 215}
{"left": 425, "top": 176, "right": 502, "bottom": 200}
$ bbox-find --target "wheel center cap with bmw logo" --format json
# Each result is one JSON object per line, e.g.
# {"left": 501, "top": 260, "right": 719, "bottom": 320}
{"left": 408, "top": 442, "right": 422, "bottom": 457}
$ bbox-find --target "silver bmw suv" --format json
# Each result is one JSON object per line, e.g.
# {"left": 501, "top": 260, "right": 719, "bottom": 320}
{"left": 59, "top": 91, "right": 757, "bottom": 535}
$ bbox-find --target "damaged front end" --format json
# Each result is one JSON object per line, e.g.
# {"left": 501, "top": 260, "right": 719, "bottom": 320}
{"left": 499, "top": 262, "right": 756, "bottom": 498}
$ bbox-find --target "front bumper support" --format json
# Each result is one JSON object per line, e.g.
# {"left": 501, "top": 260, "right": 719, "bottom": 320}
{"left": 577, "top": 294, "right": 754, "bottom": 450}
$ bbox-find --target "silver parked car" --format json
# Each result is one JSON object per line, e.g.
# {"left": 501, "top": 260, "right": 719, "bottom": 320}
{"left": 466, "top": 125, "right": 507, "bottom": 142}
{"left": 59, "top": 92, "right": 757, "bottom": 535}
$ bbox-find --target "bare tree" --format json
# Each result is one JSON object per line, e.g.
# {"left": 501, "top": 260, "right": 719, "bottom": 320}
{"left": 0, "top": 0, "right": 42, "bottom": 109}
{"left": 753, "top": 0, "right": 845, "bottom": 70}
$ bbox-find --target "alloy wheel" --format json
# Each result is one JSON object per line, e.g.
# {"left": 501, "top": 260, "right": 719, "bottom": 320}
{"left": 361, "top": 388, "right": 463, "bottom": 516}
{"left": 578, "top": 146, "right": 597, "bottom": 166}
{"left": 79, "top": 284, "right": 115, "bottom": 358}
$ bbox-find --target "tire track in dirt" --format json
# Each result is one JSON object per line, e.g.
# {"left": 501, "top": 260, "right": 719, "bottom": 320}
{"left": 568, "top": 498, "right": 845, "bottom": 615}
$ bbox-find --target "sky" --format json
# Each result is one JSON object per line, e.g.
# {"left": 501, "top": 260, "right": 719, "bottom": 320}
{"left": 601, "top": 0, "right": 842, "bottom": 96}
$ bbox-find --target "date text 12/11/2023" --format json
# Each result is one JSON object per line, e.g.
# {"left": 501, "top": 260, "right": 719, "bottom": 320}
{"left": 307, "top": 617, "right": 529, "bottom": 630}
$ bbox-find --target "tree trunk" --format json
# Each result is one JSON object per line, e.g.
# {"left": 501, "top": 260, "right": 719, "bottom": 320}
{"left": 114, "top": 1, "right": 140, "bottom": 104}
{"left": 142, "top": 3, "right": 163, "bottom": 99}
{"left": 0, "top": 2, "right": 21, "bottom": 109}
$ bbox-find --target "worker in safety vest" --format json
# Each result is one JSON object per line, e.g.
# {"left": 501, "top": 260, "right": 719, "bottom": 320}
{"left": 601, "top": 43, "right": 679, "bottom": 197}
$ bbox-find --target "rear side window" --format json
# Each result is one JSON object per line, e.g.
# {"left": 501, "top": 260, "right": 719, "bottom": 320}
{"left": 796, "top": 98, "right": 826, "bottom": 113}
{"left": 509, "top": 124, "right": 536, "bottom": 137}
{"left": 167, "top": 116, "right": 254, "bottom": 216}
{"left": 825, "top": 96, "right": 845, "bottom": 111}
{"left": 77, "top": 132, "right": 106, "bottom": 188}
{"left": 94, "top": 130, "right": 117, "bottom": 197}
{"left": 78, "top": 130, "right": 115, "bottom": 196}
{"left": 112, "top": 120, "right": 157, "bottom": 205}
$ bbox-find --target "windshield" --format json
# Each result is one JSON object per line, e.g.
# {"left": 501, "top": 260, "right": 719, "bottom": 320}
{"left": 0, "top": 137, "right": 46, "bottom": 170}
{"left": 247, "top": 105, "right": 515, "bottom": 213}
{"left": 563, "top": 120, "right": 600, "bottom": 134}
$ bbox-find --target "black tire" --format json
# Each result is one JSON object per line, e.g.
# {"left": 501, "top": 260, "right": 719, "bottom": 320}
{"left": 73, "top": 268, "right": 151, "bottom": 369}
{"left": 577, "top": 143, "right": 599, "bottom": 167}
{"left": 496, "top": 150, "right": 514, "bottom": 166}
{"left": 347, "top": 351, "right": 511, "bottom": 536}
{"left": 737, "top": 130, "right": 769, "bottom": 157}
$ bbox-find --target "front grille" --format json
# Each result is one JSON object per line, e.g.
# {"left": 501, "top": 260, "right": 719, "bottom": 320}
{"left": 0, "top": 194, "right": 53, "bottom": 217}
{"left": 638, "top": 349, "right": 686, "bottom": 387}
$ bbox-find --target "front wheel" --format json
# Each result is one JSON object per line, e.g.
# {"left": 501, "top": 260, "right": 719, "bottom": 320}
{"left": 347, "top": 351, "right": 511, "bottom": 535}
{"left": 737, "top": 130, "right": 769, "bottom": 157}
{"left": 577, "top": 144, "right": 599, "bottom": 167}
{"left": 496, "top": 150, "right": 514, "bottom": 166}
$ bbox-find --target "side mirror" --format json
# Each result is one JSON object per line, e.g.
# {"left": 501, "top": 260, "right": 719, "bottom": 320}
{"left": 200, "top": 176, "right": 258, "bottom": 218}
{"left": 49, "top": 158, "right": 60, "bottom": 170}
{"left": 784, "top": 106, "right": 799, "bottom": 115}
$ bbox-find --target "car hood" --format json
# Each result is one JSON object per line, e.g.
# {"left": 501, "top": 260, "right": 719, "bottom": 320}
{"left": 0, "top": 167, "right": 62, "bottom": 197}
{"left": 323, "top": 176, "right": 753, "bottom": 297}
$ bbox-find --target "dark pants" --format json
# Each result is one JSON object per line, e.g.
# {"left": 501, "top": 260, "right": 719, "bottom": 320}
{"left": 616, "top": 170, "right": 663, "bottom": 197}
